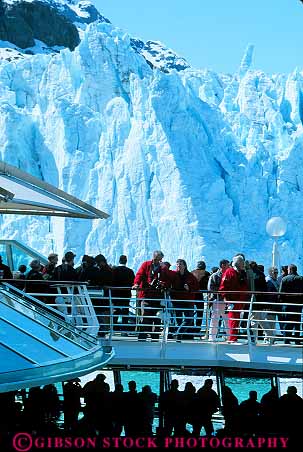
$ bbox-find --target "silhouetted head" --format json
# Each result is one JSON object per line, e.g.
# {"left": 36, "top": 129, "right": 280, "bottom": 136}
{"left": 249, "top": 390, "right": 258, "bottom": 401}
{"left": 115, "top": 383, "right": 124, "bottom": 392}
{"left": 81, "top": 254, "right": 90, "bottom": 264}
{"left": 142, "top": 385, "right": 152, "bottom": 393}
{"left": 170, "top": 379, "right": 179, "bottom": 390}
{"left": 95, "top": 373, "right": 107, "bottom": 382}
{"left": 197, "top": 261, "right": 206, "bottom": 270}
{"left": 222, "top": 386, "right": 233, "bottom": 395}
{"left": 48, "top": 253, "right": 58, "bottom": 264}
{"left": 184, "top": 382, "right": 196, "bottom": 393}
{"left": 281, "top": 266, "right": 288, "bottom": 276}
{"left": 30, "top": 259, "right": 41, "bottom": 270}
{"left": 287, "top": 386, "right": 297, "bottom": 395}
{"left": 64, "top": 251, "right": 76, "bottom": 263}
{"left": 288, "top": 264, "right": 297, "bottom": 275}
{"left": 204, "top": 379, "right": 213, "bottom": 388}
{"left": 119, "top": 255, "right": 127, "bottom": 265}
{"left": 18, "top": 264, "right": 27, "bottom": 273}
{"left": 84, "top": 256, "right": 96, "bottom": 267}
{"left": 95, "top": 254, "right": 108, "bottom": 267}
{"left": 128, "top": 380, "right": 136, "bottom": 391}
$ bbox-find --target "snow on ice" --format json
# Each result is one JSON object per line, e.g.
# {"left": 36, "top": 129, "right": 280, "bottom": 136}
{"left": 0, "top": 0, "right": 303, "bottom": 272}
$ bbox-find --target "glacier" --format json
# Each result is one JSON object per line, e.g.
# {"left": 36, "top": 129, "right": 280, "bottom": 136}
{"left": 0, "top": 0, "right": 303, "bottom": 273}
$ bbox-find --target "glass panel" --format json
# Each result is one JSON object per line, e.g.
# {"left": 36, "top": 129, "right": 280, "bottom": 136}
{"left": 120, "top": 371, "right": 160, "bottom": 395}
{"left": 224, "top": 377, "right": 272, "bottom": 403}
{"left": 0, "top": 288, "right": 96, "bottom": 349}
{"left": 0, "top": 319, "right": 66, "bottom": 363}
{"left": 0, "top": 244, "right": 8, "bottom": 265}
{"left": 280, "top": 377, "right": 303, "bottom": 397}
{"left": 11, "top": 244, "right": 34, "bottom": 272}
{"left": 0, "top": 303, "right": 89, "bottom": 357}
{"left": 0, "top": 344, "right": 34, "bottom": 372}
{"left": 120, "top": 371, "right": 160, "bottom": 435}
{"left": 79, "top": 370, "right": 115, "bottom": 391}
{"left": 171, "top": 373, "right": 217, "bottom": 391}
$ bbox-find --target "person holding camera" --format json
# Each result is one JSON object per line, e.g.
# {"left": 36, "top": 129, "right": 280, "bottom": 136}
{"left": 171, "top": 259, "right": 199, "bottom": 340}
{"left": 132, "top": 250, "right": 172, "bottom": 340}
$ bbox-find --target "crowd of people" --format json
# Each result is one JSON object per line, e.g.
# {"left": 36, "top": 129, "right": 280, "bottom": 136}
{"left": 0, "top": 376, "right": 302, "bottom": 439}
{"left": 0, "top": 249, "right": 302, "bottom": 344}
{"left": 1, "top": 251, "right": 302, "bottom": 444}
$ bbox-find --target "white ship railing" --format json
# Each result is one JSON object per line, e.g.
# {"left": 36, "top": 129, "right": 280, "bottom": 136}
{"left": 15, "top": 281, "right": 303, "bottom": 347}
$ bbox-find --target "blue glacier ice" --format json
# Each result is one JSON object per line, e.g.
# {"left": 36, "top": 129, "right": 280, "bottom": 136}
{"left": 0, "top": 0, "right": 303, "bottom": 272}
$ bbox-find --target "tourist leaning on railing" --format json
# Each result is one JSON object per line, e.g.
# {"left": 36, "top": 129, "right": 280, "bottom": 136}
{"left": 132, "top": 250, "right": 172, "bottom": 340}
{"left": 170, "top": 259, "right": 199, "bottom": 340}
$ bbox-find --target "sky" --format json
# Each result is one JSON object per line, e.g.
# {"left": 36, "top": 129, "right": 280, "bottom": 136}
{"left": 92, "top": 0, "right": 303, "bottom": 74}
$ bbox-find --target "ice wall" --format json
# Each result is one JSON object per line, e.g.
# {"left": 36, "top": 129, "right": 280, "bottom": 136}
{"left": 1, "top": 3, "right": 303, "bottom": 272}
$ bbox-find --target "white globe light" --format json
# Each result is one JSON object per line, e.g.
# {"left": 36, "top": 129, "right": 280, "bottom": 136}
{"left": 266, "top": 216, "right": 287, "bottom": 238}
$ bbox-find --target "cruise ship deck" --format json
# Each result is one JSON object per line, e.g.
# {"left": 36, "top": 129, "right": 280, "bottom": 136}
{"left": 1, "top": 277, "right": 302, "bottom": 393}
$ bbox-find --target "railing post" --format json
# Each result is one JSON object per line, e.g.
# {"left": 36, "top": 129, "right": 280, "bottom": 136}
{"left": 216, "top": 368, "right": 224, "bottom": 409}
{"left": 247, "top": 294, "right": 254, "bottom": 344}
{"left": 108, "top": 287, "right": 113, "bottom": 340}
{"left": 160, "top": 292, "right": 170, "bottom": 357}
{"left": 162, "top": 291, "right": 170, "bottom": 343}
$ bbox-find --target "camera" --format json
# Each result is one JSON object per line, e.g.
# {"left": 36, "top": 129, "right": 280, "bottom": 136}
{"left": 150, "top": 278, "right": 164, "bottom": 291}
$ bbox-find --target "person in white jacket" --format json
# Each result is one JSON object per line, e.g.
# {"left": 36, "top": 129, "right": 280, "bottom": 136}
{"left": 208, "top": 259, "right": 230, "bottom": 341}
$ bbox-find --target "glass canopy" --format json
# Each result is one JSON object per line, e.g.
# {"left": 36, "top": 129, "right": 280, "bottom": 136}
{"left": 0, "top": 161, "right": 109, "bottom": 219}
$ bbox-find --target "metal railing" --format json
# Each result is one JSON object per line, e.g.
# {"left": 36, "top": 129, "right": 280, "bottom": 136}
{"left": 0, "top": 281, "right": 99, "bottom": 349}
{"left": 8, "top": 281, "right": 302, "bottom": 346}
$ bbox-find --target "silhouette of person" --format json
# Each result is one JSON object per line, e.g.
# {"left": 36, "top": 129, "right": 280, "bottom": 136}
{"left": 23, "top": 387, "right": 47, "bottom": 429}
{"left": 124, "top": 381, "right": 142, "bottom": 437}
{"left": 138, "top": 385, "right": 158, "bottom": 435}
{"left": 192, "top": 379, "right": 220, "bottom": 436}
{"left": 259, "top": 385, "right": 280, "bottom": 433}
{"left": 279, "top": 386, "right": 303, "bottom": 435}
{"left": 42, "top": 384, "right": 60, "bottom": 422}
{"left": 182, "top": 382, "right": 196, "bottom": 434}
{"left": 160, "top": 379, "right": 188, "bottom": 436}
{"left": 221, "top": 386, "right": 239, "bottom": 433}
{"left": 111, "top": 384, "right": 126, "bottom": 436}
{"left": 83, "top": 373, "right": 110, "bottom": 431}
{"left": 239, "top": 390, "right": 261, "bottom": 434}
{"left": 63, "top": 379, "right": 82, "bottom": 432}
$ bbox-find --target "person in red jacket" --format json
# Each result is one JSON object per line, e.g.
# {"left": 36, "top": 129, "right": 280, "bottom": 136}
{"left": 219, "top": 254, "right": 249, "bottom": 342}
{"left": 171, "top": 259, "right": 200, "bottom": 340}
{"left": 133, "top": 250, "right": 172, "bottom": 340}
